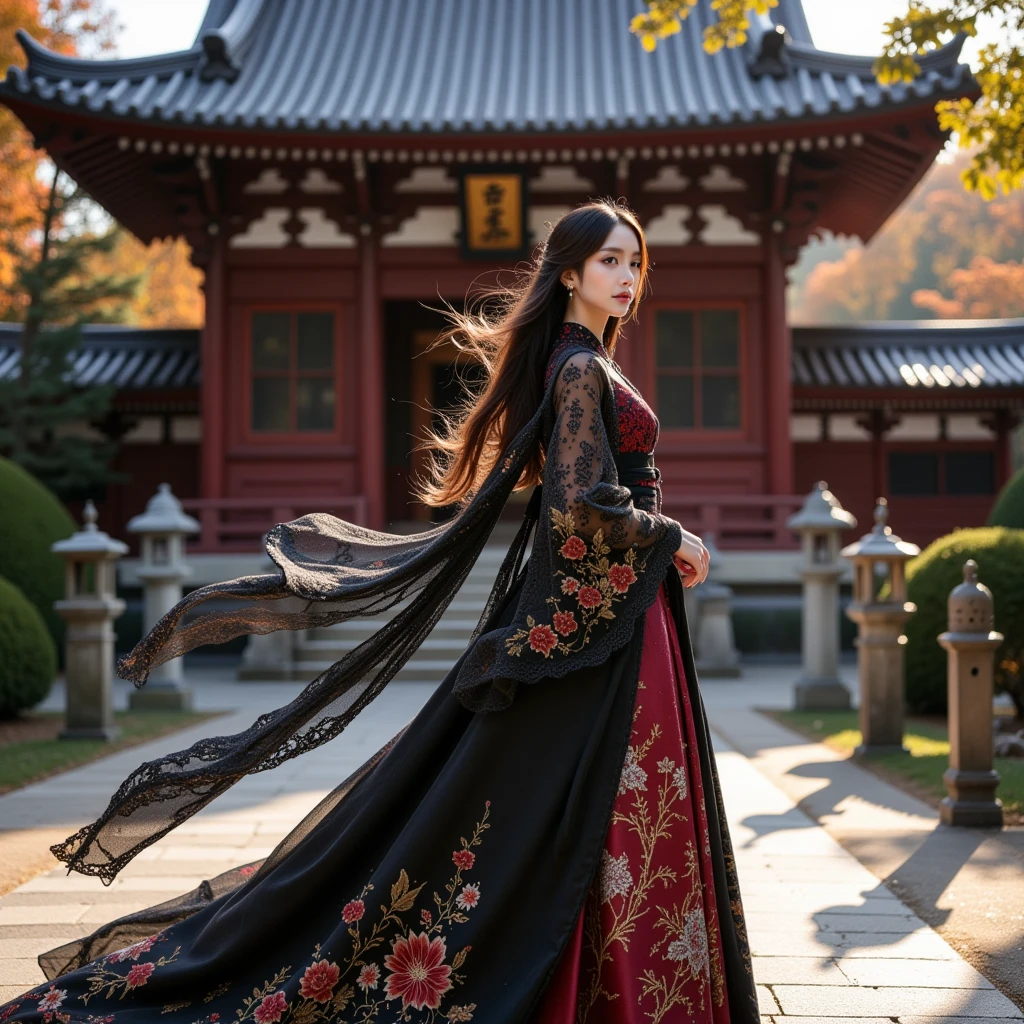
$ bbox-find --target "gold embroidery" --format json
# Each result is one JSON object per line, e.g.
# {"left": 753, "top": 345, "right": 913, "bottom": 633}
{"left": 505, "top": 509, "right": 646, "bottom": 658}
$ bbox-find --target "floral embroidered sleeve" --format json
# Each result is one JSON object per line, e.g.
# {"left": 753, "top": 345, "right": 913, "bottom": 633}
{"left": 451, "top": 349, "right": 683, "bottom": 712}
{"left": 550, "top": 351, "right": 674, "bottom": 551}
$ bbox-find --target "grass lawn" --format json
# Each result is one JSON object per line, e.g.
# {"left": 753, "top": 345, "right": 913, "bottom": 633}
{"left": 763, "top": 709, "right": 1024, "bottom": 826}
{"left": 0, "top": 709, "right": 223, "bottom": 796}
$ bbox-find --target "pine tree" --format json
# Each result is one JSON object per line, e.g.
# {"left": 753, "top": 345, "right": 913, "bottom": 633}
{"left": 0, "top": 166, "right": 140, "bottom": 499}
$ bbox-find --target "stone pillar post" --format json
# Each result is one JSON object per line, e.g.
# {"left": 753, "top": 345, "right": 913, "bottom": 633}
{"left": 787, "top": 481, "right": 857, "bottom": 709}
{"left": 938, "top": 560, "right": 1004, "bottom": 827}
{"left": 51, "top": 501, "right": 127, "bottom": 741}
{"left": 126, "top": 483, "right": 200, "bottom": 710}
{"left": 694, "top": 533, "right": 741, "bottom": 678}
{"left": 841, "top": 499, "right": 920, "bottom": 757}
{"left": 237, "top": 542, "right": 297, "bottom": 680}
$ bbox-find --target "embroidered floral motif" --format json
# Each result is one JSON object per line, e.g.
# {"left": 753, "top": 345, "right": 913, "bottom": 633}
{"left": 598, "top": 851, "right": 633, "bottom": 903}
{"left": 504, "top": 510, "right": 642, "bottom": 659}
{"left": 576, "top": 640, "right": 729, "bottom": 1022}
{"left": 219, "top": 803, "right": 490, "bottom": 1024}
{"left": 107, "top": 935, "right": 157, "bottom": 962}
{"left": 383, "top": 932, "right": 453, "bottom": 1010}
{"left": 341, "top": 899, "right": 365, "bottom": 923}
{"left": 617, "top": 746, "right": 648, "bottom": 795}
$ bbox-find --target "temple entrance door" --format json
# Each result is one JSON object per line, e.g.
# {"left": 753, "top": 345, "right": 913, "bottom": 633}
{"left": 409, "top": 329, "right": 488, "bottom": 523}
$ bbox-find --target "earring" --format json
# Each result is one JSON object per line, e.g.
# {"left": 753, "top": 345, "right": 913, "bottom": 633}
{"left": 567, "top": 284, "right": 573, "bottom": 300}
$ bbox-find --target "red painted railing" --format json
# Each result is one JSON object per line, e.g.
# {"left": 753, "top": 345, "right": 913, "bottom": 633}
{"left": 181, "top": 496, "right": 368, "bottom": 553}
{"left": 661, "top": 493, "right": 803, "bottom": 550}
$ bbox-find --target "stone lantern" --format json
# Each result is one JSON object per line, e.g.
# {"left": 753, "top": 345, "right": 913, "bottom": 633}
{"left": 693, "top": 532, "right": 741, "bottom": 678}
{"left": 126, "top": 483, "right": 200, "bottom": 711}
{"left": 841, "top": 498, "right": 920, "bottom": 757}
{"left": 938, "top": 560, "right": 1004, "bottom": 827}
{"left": 51, "top": 500, "right": 128, "bottom": 741}
{"left": 787, "top": 481, "right": 857, "bottom": 710}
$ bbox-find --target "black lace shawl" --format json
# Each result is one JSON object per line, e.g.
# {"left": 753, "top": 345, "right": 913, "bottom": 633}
{"left": 50, "top": 330, "right": 682, "bottom": 884}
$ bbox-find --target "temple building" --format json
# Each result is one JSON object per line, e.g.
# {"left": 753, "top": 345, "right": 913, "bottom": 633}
{"left": 2, "top": 0, "right": 1021, "bottom": 560}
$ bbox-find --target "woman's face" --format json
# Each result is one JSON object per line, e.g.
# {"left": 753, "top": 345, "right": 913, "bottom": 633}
{"left": 562, "top": 221, "right": 642, "bottom": 321}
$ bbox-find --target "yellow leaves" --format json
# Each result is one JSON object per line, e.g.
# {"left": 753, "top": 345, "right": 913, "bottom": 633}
{"left": 388, "top": 867, "right": 425, "bottom": 912}
{"left": 452, "top": 946, "right": 470, "bottom": 971}
{"left": 632, "top": 0, "right": 766, "bottom": 54}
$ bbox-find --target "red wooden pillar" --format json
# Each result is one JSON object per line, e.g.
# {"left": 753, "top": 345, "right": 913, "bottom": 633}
{"left": 201, "top": 235, "right": 226, "bottom": 503}
{"left": 359, "top": 228, "right": 385, "bottom": 530}
{"left": 765, "top": 232, "right": 793, "bottom": 494}
{"left": 985, "top": 408, "right": 1019, "bottom": 490}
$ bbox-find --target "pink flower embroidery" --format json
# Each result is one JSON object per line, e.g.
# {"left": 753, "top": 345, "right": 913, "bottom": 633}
{"left": 452, "top": 849, "right": 475, "bottom": 871}
{"left": 299, "top": 959, "right": 339, "bottom": 1003}
{"left": 125, "top": 962, "right": 155, "bottom": 990}
{"left": 420, "top": 909, "right": 433, "bottom": 926}
{"left": 561, "top": 576, "right": 580, "bottom": 594}
{"left": 357, "top": 963, "right": 380, "bottom": 992}
{"left": 607, "top": 562, "right": 636, "bottom": 593}
{"left": 342, "top": 899, "right": 365, "bottom": 923}
{"left": 36, "top": 988, "right": 66, "bottom": 1013}
{"left": 238, "top": 865, "right": 258, "bottom": 877}
{"left": 369, "top": 560, "right": 385, "bottom": 568}
{"left": 456, "top": 883, "right": 481, "bottom": 910}
{"left": 578, "top": 586, "right": 602, "bottom": 609}
{"left": 552, "top": 610, "right": 578, "bottom": 636}
{"left": 383, "top": 932, "right": 453, "bottom": 1011}
{"left": 253, "top": 991, "right": 288, "bottom": 1024}
{"left": 210, "top": 1016, "right": 220, "bottom": 1022}
{"left": 560, "top": 535, "right": 587, "bottom": 560}
{"left": 110, "top": 936, "right": 156, "bottom": 962}
{"left": 528, "top": 624, "right": 558, "bottom": 656}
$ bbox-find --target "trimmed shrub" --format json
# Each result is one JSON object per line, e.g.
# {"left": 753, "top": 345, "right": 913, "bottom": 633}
{"left": 0, "top": 457, "right": 76, "bottom": 653}
{"left": 988, "top": 468, "right": 1024, "bottom": 529}
{"left": 904, "top": 527, "right": 1024, "bottom": 715}
{"left": 0, "top": 575, "right": 57, "bottom": 717}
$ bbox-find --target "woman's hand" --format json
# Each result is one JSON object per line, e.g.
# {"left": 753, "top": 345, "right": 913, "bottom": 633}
{"left": 673, "top": 527, "right": 709, "bottom": 588}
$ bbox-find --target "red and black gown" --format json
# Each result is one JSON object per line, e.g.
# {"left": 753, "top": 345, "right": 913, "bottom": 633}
{"left": 0, "top": 321, "right": 757, "bottom": 1024}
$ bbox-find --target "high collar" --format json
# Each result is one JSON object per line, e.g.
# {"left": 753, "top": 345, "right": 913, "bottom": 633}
{"left": 558, "top": 320, "right": 609, "bottom": 357}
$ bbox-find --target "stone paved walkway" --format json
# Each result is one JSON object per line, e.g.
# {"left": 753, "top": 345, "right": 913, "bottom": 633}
{"left": 0, "top": 667, "right": 1021, "bottom": 1020}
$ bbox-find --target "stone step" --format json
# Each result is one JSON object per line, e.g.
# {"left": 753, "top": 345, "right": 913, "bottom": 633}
{"left": 306, "top": 618, "right": 482, "bottom": 642}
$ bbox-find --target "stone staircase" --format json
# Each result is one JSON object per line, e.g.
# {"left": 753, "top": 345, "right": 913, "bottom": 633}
{"left": 291, "top": 541, "right": 524, "bottom": 683}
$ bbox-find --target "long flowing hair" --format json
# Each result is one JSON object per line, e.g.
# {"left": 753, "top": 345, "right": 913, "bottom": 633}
{"left": 413, "top": 198, "right": 651, "bottom": 509}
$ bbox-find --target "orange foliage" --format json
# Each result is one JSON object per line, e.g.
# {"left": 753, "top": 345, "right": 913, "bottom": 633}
{"left": 913, "top": 257, "right": 1024, "bottom": 320}
{"left": 86, "top": 232, "right": 204, "bottom": 329}
{"left": 0, "top": 0, "right": 118, "bottom": 319}
{"left": 790, "top": 153, "right": 1024, "bottom": 323}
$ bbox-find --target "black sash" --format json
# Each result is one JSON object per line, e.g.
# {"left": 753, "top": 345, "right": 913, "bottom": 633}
{"left": 614, "top": 450, "right": 660, "bottom": 501}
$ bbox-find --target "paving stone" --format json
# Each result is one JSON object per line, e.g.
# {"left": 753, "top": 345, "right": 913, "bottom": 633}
{"left": 837, "top": 957, "right": 995, "bottom": 989}
{"left": 773, "top": 984, "right": 1022, "bottom": 1017}
{"left": 0, "top": 961, "right": 44, "bottom": 987}
{"left": 757, "top": 984, "right": 780, "bottom": 1015}
{"left": 0, "top": 939, "right": 68, "bottom": 960}
{"left": 750, "top": 955, "right": 849, "bottom": 985}
{"left": 833, "top": 931, "right": 962, "bottom": 960}
{"left": 0, "top": 907, "right": 88, "bottom": 926}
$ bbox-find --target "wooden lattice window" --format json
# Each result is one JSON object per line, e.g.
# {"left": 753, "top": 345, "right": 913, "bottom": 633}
{"left": 654, "top": 308, "right": 741, "bottom": 431}
{"left": 250, "top": 311, "right": 336, "bottom": 433}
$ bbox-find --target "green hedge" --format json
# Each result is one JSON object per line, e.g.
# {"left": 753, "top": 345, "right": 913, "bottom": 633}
{"left": 0, "top": 458, "right": 76, "bottom": 653}
{"left": 0, "top": 575, "right": 57, "bottom": 718}
{"left": 988, "top": 468, "right": 1024, "bottom": 529}
{"left": 904, "top": 527, "right": 1024, "bottom": 715}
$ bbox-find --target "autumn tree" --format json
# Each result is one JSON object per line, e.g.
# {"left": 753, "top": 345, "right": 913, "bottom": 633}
{"left": 789, "top": 151, "right": 1024, "bottom": 322}
{"left": 0, "top": 167, "right": 139, "bottom": 498}
{"left": 631, "top": 0, "right": 1024, "bottom": 197}
{"left": 0, "top": 0, "right": 117, "bottom": 319}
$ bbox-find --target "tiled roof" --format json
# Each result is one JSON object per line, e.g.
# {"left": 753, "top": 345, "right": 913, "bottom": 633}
{"left": 0, "top": 323, "right": 199, "bottom": 389}
{"left": 792, "top": 320, "right": 1024, "bottom": 389}
{"left": 4, "top": 320, "right": 1022, "bottom": 395}
{"left": 1, "top": 0, "right": 971, "bottom": 135}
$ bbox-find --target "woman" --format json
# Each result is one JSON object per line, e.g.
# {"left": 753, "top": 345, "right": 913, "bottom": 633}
{"left": 1, "top": 199, "right": 757, "bottom": 1023}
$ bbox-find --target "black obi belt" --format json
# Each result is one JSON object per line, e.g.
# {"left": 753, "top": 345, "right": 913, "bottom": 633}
{"left": 614, "top": 450, "right": 660, "bottom": 501}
